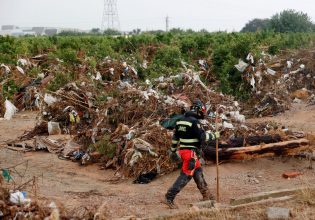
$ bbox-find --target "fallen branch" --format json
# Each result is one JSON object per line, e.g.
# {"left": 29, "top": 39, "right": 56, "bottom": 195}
{"left": 203, "top": 138, "right": 310, "bottom": 161}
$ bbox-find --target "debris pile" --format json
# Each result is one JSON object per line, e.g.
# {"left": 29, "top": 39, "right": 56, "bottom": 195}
{"left": 0, "top": 185, "right": 60, "bottom": 219}
{"left": 1, "top": 49, "right": 313, "bottom": 180}
{"left": 239, "top": 50, "right": 315, "bottom": 116}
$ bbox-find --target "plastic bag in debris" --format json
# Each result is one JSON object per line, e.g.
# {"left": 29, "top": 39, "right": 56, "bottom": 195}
{"left": 17, "top": 58, "right": 29, "bottom": 66}
{"left": 160, "top": 114, "right": 184, "bottom": 130}
{"left": 2, "top": 169, "right": 13, "bottom": 182}
{"left": 129, "top": 150, "right": 142, "bottom": 166}
{"left": 9, "top": 191, "right": 31, "bottom": 205}
{"left": 133, "top": 138, "right": 158, "bottom": 157}
{"left": 229, "top": 111, "right": 246, "bottom": 123}
{"left": 16, "top": 66, "right": 25, "bottom": 74}
{"left": 1, "top": 64, "right": 10, "bottom": 74}
{"left": 266, "top": 68, "right": 276, "bottom": 75}
{"left": 133, "top": 171, "right": 158, "bottom": 184}
{"left": 246, "top": 53, "right": 254, "bottom": 64}
{"left": 223, "top": 121, "right": 234, "bottom": 129}
{"left": 234, "top": 60, "right": 249, "bottom": 72}
{"left": 48, "top": 122, "right": 61, "bottom": 135}
{"left": 44, "top": 94, "right": 57, "bottom": 106}
{"left": 4, "top": 99, "right": 18, "bottom": 120}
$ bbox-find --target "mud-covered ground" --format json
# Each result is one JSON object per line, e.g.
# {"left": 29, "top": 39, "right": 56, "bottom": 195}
{"left": 0, "top": 104, "right": 315, "bottom": 219}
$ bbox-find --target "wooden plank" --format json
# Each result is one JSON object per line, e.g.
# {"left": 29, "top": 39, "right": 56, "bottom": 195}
{"left": 204, "top": 138, "right": 310, "bottom": 161}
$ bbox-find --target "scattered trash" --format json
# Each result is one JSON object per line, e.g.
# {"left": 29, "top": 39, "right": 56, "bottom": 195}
{"left": 234, "top": 60, "right": 249, "bottom": 72}
{"left": 9, "top": 191, "right": 31, "bottom": 205}
{"left": 16, "top": 66, "right": 25, "bottom": 74}
{"left": 48, "top": 122, "right": 61, "bottom": 135}
{"left": 44, "top": 94, "right": 58, "bottom": 106}
{"left": 282, "top": 171, "right": 302, "bottom": 179}
{"left": 2, "top": 169, "right": 12, "bottom": 182}
{"left": 4, "top": 99, "right": 18, "bottom": 120}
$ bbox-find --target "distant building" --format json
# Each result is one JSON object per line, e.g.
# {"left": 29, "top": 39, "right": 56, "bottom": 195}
{"left": 32, "top": 27, "right": 45, "bottom": 36}
{"left": 44, "top": 28, "right": 58, "bottom": 36}
{"left": 1, "top": 25, "right": 17, "bottom": 30}
{"left": 0, "top": 25, "right": 84, "bottom": 36}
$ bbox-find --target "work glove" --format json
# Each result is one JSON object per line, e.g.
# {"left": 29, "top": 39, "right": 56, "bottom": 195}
{"left": 168, "top": 150, "right": 181, "bottom": 163}
{"left": 188, "top": 158, "right": 196, "bottom": 170}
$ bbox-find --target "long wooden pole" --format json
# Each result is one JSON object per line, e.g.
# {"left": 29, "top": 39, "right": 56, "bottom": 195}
{"left": 215, "top": 108, "right": 220, "bottom": 202}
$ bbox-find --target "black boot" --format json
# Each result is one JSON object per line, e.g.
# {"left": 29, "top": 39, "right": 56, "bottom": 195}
{"left": 193, "top": 168, "right": 214, "bottom": 201}
{"left": 164, "top": 172, "right": 192, "bottom": 208}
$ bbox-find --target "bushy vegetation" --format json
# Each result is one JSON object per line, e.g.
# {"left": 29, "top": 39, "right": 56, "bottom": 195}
{"left": 242, "top": 9, "right": 315, "bottom": 33}
{"left": 1, "top": 30, "right": 315, "bottom": 98}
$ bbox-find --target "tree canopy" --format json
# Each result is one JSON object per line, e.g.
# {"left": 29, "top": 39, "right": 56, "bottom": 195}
{"left": 241, "top": 19, "right": 270, "bottom": 32}
{"left": 241, "top": 10, "right": 315, "bottom": 33}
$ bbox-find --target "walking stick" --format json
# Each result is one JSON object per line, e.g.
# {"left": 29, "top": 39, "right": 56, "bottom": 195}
{"left": 215, "top": 108, "right": 220, "bottom": 202}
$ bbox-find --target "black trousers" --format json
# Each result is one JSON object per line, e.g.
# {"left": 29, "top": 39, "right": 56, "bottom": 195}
{"left": 165, "top": 167, "right": 212, "bottom": 202}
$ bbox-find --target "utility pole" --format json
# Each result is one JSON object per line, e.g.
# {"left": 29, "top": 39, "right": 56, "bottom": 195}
{"left": 166, "top": 16, "right": 169, "bottom": 32}
{"left": 102, "top": 0, "right": 120, "bottom": 31}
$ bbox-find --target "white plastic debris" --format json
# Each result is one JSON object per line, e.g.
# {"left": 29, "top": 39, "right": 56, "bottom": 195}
{"left": 293, "top": 98, "right": 302, "bottom": 103}
{"left": 129, "top": 150, "right": 142, "bottom": 166}
{"left": 283, "top": 74, "right": 289, "bottom": 79}
{"left": 300, "top": 64, "right": 305, "bottom": 69}
{"left": 145, "top": 79, "right": 151, "bottom": 85}
{"left": 246, "top": 53, "right": 254, "bottom": 64}
{"left": 109, "top": 68, "right": 114, "bottom": 75}
{"left": 9, "top": 191, "right": 31, "bottom": 205}
{"left": 266, "top": 68, "right": 276, "bottom": 75}
{"left": 37, "top": 73, "right": 45, "bottom": 79}
{"left": 16, "top": 66, "right": 25, "bottom": 74}
{"left": 142, "top": 60, "right": 148, "bottom": 69}
{"left": 44, "top": 94, "right": 57, "bottom": 106}
{"left": 0, "top": 64, "right": 10, "bottom": 74}
{"left": 234, "top": 60, "right": 249, "bottom": 72}
{"left": 287, "top": 60, "right": 293, "bottom": 69}
{"left": 250, "top": 76, "right": 256, "bottom": 91}
{"left": 17, "top": 58, "right": 28, "bottom": 66}
{"left": 95, "top": 71, "right": 102, "bottom": 80}
{"left": 255, "top": 71, "right": 262, "bottom": 85}
{"left": 4, "top": 100, "right": 18, "bottom": 120}
{"left": 48, "top": 122, "right": 61, "bottom": 135}
{"left": 130, "top": 67, "right": 138, "bottom": 76}
{"left": 229, "top": 111, "right": 246, "bottom": 123}
{"left": 126, "top": 130, "right": 135, "bottom": 140}
{"left": 223, "top": 121, "right": 234, "bottom": 129}
{"left": 34, "top": 94, "right": 40, "bottom": 108}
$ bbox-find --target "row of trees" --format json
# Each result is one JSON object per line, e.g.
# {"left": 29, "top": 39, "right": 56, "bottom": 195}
{"left": 58, "top": 9, "right": 314, "bottom": 36}
{"left": 2, "top": 31, "right": 315, "bottom": 97}
{"left": 241, "top": 9, "right": 315, "bottom": 33}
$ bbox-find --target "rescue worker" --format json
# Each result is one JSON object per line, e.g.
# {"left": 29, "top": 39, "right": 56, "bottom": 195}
{"left": 164, "top": 99, "right": 219, "bottom": 209}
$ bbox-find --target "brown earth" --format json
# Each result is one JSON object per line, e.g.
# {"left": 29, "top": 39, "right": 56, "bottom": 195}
{"left": 0, "top": 103, "right": 315, "bottom": 219}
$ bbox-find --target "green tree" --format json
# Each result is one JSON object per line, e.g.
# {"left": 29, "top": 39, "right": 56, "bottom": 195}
{"left": 241, "top": 18, "right": 270, "bottom": 32}
{"left": 103, "top": 29, "right": 121, "bottom": 36}
{"left": 269, "top": 9, "right": 314, "bottom": 32}
{"left": 91, "top": 28, "right": 101, "bottom": 34}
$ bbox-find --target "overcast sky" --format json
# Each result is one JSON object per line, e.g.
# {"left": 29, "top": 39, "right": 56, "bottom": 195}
{"left": 1, "top": 0, "right": 315, "bottom": 32}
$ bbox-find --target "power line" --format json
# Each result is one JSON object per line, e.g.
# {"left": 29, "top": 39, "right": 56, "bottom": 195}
{"left": 101, "top": 0, "right": 120, "bottom": 31}
{"left": 166, "top": 15, "right": 169, "bottom": 32}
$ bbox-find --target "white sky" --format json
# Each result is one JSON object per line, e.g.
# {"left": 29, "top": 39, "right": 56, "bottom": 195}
{"left": 0, "top": 0, "right": 315, "bottom": 32}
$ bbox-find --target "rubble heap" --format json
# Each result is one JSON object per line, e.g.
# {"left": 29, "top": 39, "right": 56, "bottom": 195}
{"left": 239, "top": 50, "right": 315, "bottom": 116}
{"left": 1, "top": 49, "right": 313, "bottom": 180}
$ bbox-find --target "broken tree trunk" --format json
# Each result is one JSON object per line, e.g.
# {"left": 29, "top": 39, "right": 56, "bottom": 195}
{"left": 207, "top": 135, "right": 283, "bottom": 149}
{"left": 203, "top": 138, "right": 310, "bottom": 161}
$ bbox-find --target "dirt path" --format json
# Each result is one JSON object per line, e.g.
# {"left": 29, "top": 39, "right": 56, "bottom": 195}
{"left": 0, "top": 106, "right": 315, "bottom": 219}
{"left": 247, "top": 103, "right": 315, "bottom": 133}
